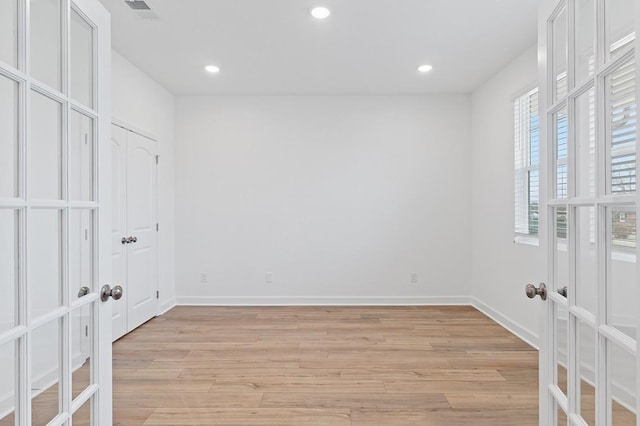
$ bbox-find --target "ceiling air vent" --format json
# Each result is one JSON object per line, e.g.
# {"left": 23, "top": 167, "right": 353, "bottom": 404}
{"left": 125, "top": 0, "right": 151, "bottom": 10}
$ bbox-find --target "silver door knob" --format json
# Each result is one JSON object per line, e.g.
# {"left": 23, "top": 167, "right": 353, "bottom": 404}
{"left": 101, "top": 284, "right": 124, "bottom": 302}
{"left": 78, "top": 286, "right": 90, "bottom": 298}
{"left": 525, "top": 283, "right": 547, "bottom": 301}
{"left": 130, "top": 236, "right": 137, "bottom": 243}
{"left": 121, "top": 237, "right": 128, "bottom": 245}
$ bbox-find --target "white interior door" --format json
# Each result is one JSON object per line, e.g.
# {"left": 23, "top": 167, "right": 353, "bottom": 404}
{"left": 537, "top": 0, "right": 639, "bottom": 425}
{"left": 110, "top": 125, "right": 158, "bottom": 341}
{"left": 0, "top": 0, "right": 113, "bottom": 424}
{"left": 125, "top": 131, "right": 158, "bottom": 332}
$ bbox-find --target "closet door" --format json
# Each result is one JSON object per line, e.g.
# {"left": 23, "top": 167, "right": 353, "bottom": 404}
{"left": 110, "top": 125, "right": 158, "bottom": 340}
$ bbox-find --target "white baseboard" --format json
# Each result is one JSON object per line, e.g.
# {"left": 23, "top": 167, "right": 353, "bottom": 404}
{"left": 158, "top": 299, "right": 176, "bottom": 315}
{"left": 471, "top": 297, "right": 539, "bottom": 349}
{"left": 176, "top": 295, "right": 472, "bottom": 306}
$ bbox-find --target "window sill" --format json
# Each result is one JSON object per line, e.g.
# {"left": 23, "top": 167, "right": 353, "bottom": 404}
{"left": 612, "top": 250, "right": 636, "bottom": 263}
{"left": 514, "top": 235, "right": 539, "bottom": 246}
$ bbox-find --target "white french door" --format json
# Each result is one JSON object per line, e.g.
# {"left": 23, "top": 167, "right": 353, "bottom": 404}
{"left": 538, "top": 0, "right": 639, "bottom": 425}
{"left": 0, "top": 0, "right": 112, "bottom": 425}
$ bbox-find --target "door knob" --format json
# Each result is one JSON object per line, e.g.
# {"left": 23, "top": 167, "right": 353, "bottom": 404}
{"left": 130, "top": 236, "right": 137, "bottom": 243}
{"left": 121, "top": 237, "right": 128, "bottom": 245}
{"left": 78, "top": 286, "right": 90, "bottom": 298}
{"left": 525, "top": 283, "right": 547, "bottom": 301}
{"left": 101, "top": 284, "right": 124, "bottom": 302}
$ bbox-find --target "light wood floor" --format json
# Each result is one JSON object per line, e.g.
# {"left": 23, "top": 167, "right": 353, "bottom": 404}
{"left": 112, "top": 306, "right": 540, "bottom": 425}
{"left": 2, "top": 306, "right": 634, "bottom": 425}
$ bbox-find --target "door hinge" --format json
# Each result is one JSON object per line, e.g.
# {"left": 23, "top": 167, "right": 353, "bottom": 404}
{"left": 155, "top": 155, "right": 159, "bottom": 164}
{"left": 156, "top": 290, "right": 160, "bottom": 299}
{"left": 85, "top": 325, "right": 89, "bottom": 337}
{"left": 156, "top": 223, "right": 159, "bottom": 231}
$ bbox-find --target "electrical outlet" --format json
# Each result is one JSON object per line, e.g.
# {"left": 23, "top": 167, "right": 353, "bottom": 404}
{"left": 410, "top": 272, "right": 418, "bottom": 283}
{"left": 266, "top": 272, "right": 273, "bottom": 284}
{"left": 200, "top": 273, "right": 208, "bottom": 283}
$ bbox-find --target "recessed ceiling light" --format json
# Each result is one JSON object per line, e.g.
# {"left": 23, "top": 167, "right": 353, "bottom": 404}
{"left": 205, "top": 65, "right": 221, "bottom": 74}
{"left": 311, "top": 6, "right": 331, "bottom": 19}
{"left": 417, "top": 64, "right": 433, "bottom": 73}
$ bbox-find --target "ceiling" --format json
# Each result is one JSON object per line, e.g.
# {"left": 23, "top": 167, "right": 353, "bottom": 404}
{"left": 100, "top": 0, "right": 538, "bottom": 95}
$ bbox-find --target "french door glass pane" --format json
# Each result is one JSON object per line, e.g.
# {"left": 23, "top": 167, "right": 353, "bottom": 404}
{"left": 576, "top": 206, "right": 596, "bottom": 314}
{"left": 0, "top": 75, "right": 19, "bottom": 199}
{"left": 556, "top": 304, "right": 569, "bottom": 396}
{"left": 607, "top": 0, "right": 635, "bottom": 58}
{"left": 577, "top": 321, "right": 596, "bottom": 424}
{"left": 610, "top": 342, "right": 637, "bottom": 425}
{"left": 608, "top": 206, "right": 636, "bottom": 341}
{"left": 553, "top": 6, "right": 568, "bottom": 101}
{"left": 575, "top": 0, "right": 595, "bottom": 83}
{"left": 30, "top": 91, "right": 62, "bottom": 200}
{"left": 30, "top": 0, "right": 62, "bottom": 90}
{"left": 72, "top": 397, "right": 91, "bottom": 426}
{"left": 557, "top": 403, "right": 568, "bottom": 425}
{"left": 608, "top": 59, "right": 636, "bottom": 195}
{"left": 555, "top": 107, "right": 568, "bottom": 198}
{"left": 554, "top": 207, "right": 569, "bottom": 294}
{"left": 31, "top": 320, "right": 61, "bottom": 425}
{"left": 576, "top": 88, "right": 596, "bottom": 198}
{"left": 29, "top": 209, "right": 62, "bottom": 318}
{"left": 72, "top": 305, "right": 92, "bottom": 400}
{"left": 0, "top": 209, "right": 18, "bottom": 334}
{"left": 0, "top": 340, "right": 16, "bottom": 425}
{"left": 70, "top": 209, "right": 94, "bottom": 298}
{"left": 70, "top": 111, "right": 95, "bottom": 202}
{"left": 70, "top": 9, "right": 94, "bottom": 108}
{"left": 0, "top": 0, "right": 18, "bottom": 67}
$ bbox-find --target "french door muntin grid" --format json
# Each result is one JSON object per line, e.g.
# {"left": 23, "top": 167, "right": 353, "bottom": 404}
{"left": 0, "top": 0, "right": 101, "bottom": 424}
{"left": 545, "top": 0, "right": 638, "bottom": 425}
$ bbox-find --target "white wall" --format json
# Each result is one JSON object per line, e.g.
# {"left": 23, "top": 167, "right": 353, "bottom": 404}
{"left": 470, "top": 45, "right": 543, "bottom": 345}
{"left": 111, "top": 51, "right": 176, "bottom": 311}
{"left": 175, "top": 95, "right": 472, "bottom": 304}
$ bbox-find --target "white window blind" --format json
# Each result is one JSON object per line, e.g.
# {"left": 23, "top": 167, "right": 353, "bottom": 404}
{"left": 514, "top": 88, "right": 539, "bottom": 237}
{"left": 609, "top": 58, "right": 636, "bottom": 195}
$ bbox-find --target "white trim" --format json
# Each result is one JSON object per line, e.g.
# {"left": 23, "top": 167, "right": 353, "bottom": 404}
{"left": 511, "top": 80, "right": 541, "bottom": 102}
{"left": 471, "top": 297, "right": 540, "bottom": 350}
{"left": 514, "top": 234, "right": 541, "bottom": 246}
{"left": 176, "top": 296, "right": 471, "bottom": 307}
{"left": 158, "top": 299, "right": 176, "bottom": 315}
{"left": 111, "top": 117, "right": 158, "bottom": 142}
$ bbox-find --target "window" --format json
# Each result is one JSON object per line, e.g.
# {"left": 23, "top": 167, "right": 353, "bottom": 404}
{"left": 514, "top": 88, "right": 539, "bottom": 238}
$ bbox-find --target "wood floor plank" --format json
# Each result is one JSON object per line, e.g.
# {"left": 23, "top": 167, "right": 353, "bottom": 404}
{"left": 260, "top": 392, "right": 451, "bottom": 410}
{"left": 143, "top": 408, "right": 352, "bottom": 426}
{"left": 350, "top": 408, "right": 539, "bottom": 426}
